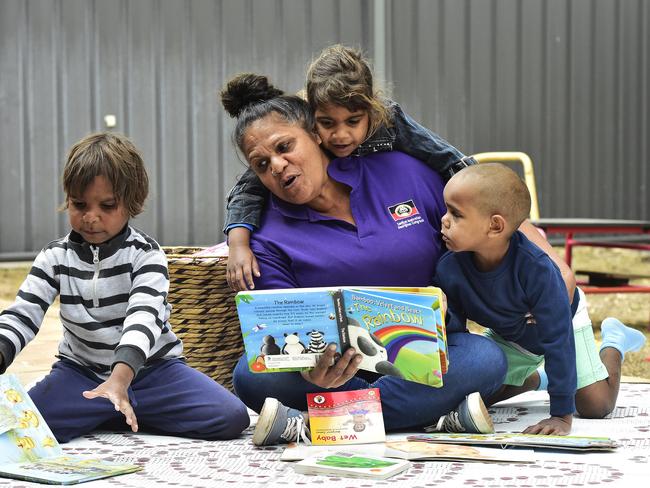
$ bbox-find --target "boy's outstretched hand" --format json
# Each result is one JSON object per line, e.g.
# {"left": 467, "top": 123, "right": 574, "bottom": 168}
{"left": 522, "top": 414, "right": 572, "bottom": 435}
{"left": 226, "top": 228, "right": 260, "bottom": 291}
{"left": 82, "top": 363, "right": 138, "bottom": 432}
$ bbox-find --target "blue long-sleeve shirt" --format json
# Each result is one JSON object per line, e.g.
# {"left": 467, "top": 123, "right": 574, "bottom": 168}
{"left": 434, "top": 231, "right": 577, "bottom": 416}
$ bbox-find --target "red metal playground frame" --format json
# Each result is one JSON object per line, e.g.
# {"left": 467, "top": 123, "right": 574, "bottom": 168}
{"left": 532, "top": 218, "right": 650, "bottom": 294}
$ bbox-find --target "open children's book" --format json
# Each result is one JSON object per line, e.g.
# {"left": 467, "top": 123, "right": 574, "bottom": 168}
{"left": 407, "top": 433, "right": 618, "bottom": 451}
{"left": 281, "top": 440, "right": 536, "bottom": 464}
{"left": 236, "top": 286, "right": 447, "bottom": 387}
{"left": 0, "top": 374, "right": 141, "bottom": 485}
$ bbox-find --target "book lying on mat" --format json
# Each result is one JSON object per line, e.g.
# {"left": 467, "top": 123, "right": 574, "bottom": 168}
{"left": 383, "top": 440, "right": 535, "bottom": 463}
{"left": 236, "top": 286, "right": 447, "bottom": 387}
{"left": 407, "top": 433, "right": 618, "bottom": 451}
{"left": 293, "top": 450, "right": 411, "bottom": 480}
{"left": 307, "top": 389, "right": 386, "bottom": 445}
{"left": 0, "top": 374, "right": 141, "bottom": 485}
{"left": 281, "top": 440, "right": 535, "bottom": 464}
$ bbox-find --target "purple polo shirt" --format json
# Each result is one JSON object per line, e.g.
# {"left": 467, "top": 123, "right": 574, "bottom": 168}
{"left": 250, "top": 151, "right": 447, "bottom": 289}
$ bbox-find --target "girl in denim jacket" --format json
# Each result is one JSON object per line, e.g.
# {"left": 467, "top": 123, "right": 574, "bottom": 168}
{"left": 224, "top": 45, "right": 572, "bottom": 297}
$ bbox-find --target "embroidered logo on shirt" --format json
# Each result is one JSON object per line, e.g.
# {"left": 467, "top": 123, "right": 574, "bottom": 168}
{"left": 387, "top": 200, "right": 425, "bottom": 230}
{"left": 388, "top": 200, "right": 419, "bottom": 221}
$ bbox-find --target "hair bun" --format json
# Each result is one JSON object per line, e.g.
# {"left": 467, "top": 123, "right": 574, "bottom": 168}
{"left": 220, "top": 73, "right": 284, "bottom": 118}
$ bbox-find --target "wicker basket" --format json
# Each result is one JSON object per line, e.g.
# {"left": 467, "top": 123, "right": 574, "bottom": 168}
{"left": 163, "top": 246, "right": 242, "bottom": 391}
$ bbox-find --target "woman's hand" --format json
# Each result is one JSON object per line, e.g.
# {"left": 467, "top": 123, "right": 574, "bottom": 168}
{"left": 522, "top": 414, "right": 572, "bottom": 435}
{"left": 301, "top": 344, "right": 363, "bottom": 389}
{"left": 227, "top": 228, "right": 260, "bottom": 291}
{"left": 82, "top": 363, "right": 138, "bottom": 432}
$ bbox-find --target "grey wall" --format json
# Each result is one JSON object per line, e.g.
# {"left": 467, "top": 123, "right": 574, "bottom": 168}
{"left": 388, "top": 0, "right": 649, "bottom": 223}
{"left": 1, "top": 0, "right": 648, "bottom": 258}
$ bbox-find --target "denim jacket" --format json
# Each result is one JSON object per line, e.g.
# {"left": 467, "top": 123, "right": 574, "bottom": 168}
{"left": 223, "top": 101, "right": 476, "bottom": 233}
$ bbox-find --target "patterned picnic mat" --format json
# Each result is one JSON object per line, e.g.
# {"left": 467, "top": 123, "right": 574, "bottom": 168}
{"left": 1, "top": 383, "right": 648, "bottom": 487}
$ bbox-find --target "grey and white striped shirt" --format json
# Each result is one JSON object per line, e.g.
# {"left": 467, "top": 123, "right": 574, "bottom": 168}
{"left": 0, "top": 225, "right": 183, "bottom": 379}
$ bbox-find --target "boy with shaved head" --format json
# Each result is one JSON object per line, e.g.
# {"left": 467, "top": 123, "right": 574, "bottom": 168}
{"left": 434, "top": 163, "right": 645, "bottom": 436}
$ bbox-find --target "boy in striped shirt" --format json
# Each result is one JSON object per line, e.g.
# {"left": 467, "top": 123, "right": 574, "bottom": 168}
{"left": 0, "top": 132, "right": 249, "bottom": 442}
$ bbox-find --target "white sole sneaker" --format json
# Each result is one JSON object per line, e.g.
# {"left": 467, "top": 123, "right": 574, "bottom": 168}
{"left": 467, "top": 392, "right": 494, "bottom": 434}
{"left": 252, "top": 397, "right": 280, "bottom": 446}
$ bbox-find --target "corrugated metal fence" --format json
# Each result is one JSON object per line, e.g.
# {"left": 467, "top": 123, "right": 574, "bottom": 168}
{"left": 1, "top": 0, "right": 648, "bottom": 258}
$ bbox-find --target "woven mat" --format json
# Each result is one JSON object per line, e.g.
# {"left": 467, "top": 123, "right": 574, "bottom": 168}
{"left": 2, "top": 384, "right": 649, "bottom": 487}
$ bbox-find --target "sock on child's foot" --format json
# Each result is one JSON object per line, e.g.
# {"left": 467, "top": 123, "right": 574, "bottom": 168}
{"left": 600, "top": 317, "right": 646, "bottom": 361}
{"left": 536, "top": 367, "right": 548, "bottom": 391}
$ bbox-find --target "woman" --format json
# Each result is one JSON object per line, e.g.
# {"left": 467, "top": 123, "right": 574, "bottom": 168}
{"left": 221, "top": 73, "right": 507, "bottom": 446}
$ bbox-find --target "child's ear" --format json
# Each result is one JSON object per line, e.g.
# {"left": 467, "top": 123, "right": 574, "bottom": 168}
{"left": 313, "top": 131, "right": 322, "bottom": 145}
{"left": 488, "top": 214, "right": 507, "bottom": 236}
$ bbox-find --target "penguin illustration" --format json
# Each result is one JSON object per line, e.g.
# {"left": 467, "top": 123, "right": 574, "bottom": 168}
{"left": 260, "top": 335, "right": 281, "bottom": 355}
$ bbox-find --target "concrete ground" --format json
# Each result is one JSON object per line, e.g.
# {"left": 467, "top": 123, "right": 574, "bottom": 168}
{"left": 1, "top": 297, "right": 61, "bottom": 385}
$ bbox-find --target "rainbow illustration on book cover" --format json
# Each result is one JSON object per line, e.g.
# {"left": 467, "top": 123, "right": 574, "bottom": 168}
{"left": 341, "top": 288, "right": 446, "bottom": 387}
{"left": 374, "top": 326, "right": 438, "bottom": 362}
{"left": 358, "top": 286, "right": 448, "bottom": 374}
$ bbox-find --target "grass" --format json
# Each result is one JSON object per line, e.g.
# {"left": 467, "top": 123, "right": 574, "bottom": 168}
{"left": 1, "top": 246, "right": 649, "bottom": 379}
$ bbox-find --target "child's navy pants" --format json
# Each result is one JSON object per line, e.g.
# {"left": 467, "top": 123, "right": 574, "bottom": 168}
{"left": 29, "top": 358, "right": 250, "bottom": 442}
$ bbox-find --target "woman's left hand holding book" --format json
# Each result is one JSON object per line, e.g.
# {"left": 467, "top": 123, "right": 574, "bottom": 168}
{"left": 300, "top": 344, "right": 363, "bottom": 389}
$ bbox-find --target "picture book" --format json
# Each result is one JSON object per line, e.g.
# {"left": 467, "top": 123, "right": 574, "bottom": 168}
{"left": 0, "top": 403, "right": 18, "bottom": 435}
{"left": 383, "top": 441, "right": 535, "bottom": 463}
{"left": 280, "top": 443, "right": 387, "bottom": 462}
{"left": 236, "top": 286, "right": 447, "bottom": 387}
{"left": 0, "top": 374, "right": 141, "bottom": 484}
{"left": 293, "top": 450, "right": 411, "bottom": 480}
{"left": 307, "top": 388, "right": 385, "bottom": 445}
{"left": 406, "top": 433, "right": 618, "bottom": 451}
{"left": 281, "top": 440, "right": 535, "bottom": 464}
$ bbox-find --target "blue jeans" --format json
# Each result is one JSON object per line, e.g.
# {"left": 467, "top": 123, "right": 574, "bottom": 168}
{"left": 233, "top": 331, "right": 507, "bottom": 430}
{"left": 29, "top": 358, "right": 250, "bottom": 442}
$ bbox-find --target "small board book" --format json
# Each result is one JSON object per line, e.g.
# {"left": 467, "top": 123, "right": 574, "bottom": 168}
{"left": 383, "top": 441, "right": 535, "bottom": 463}
{"left": 307, "top": 389, "right": 385, "bottom": 445}
{"left": 406, "top": 433, "right": 618, "bottom": 451}
{"left": 0, "top": 374, "right": 141, "bottom": 484}
{"left": 280, "top": 443, "right": 387, "bottom": 462}
{"left": 281, "top": 441, "right": 535, "bottom": 464}
{"left": 293, "top": 450, "right": 411, "bottom": 480}
{"left": 236, "top": 286, "right": 447, "bottom": 387}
